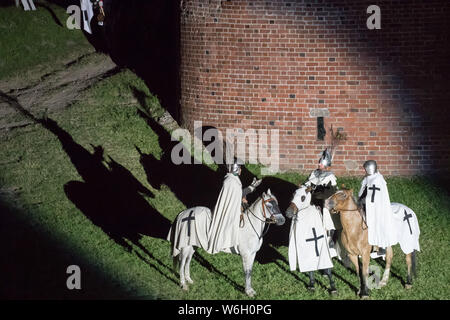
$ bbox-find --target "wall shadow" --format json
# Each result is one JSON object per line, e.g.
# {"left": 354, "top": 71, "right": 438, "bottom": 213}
{"left": 1, "top": 91, "right": 174, "bottom": 280}
{"left": 0, "top": 198, "right": 135, "bottom": 299}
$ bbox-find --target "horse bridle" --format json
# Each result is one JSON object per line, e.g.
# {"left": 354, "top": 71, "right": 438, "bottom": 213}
{"left": 244, "top": 196, "right": 279, "bottom": 240}
{"left": 329, "top": 194, "right": 368, "bottom": 230}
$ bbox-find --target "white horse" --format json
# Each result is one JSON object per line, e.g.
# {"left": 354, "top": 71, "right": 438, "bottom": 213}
{"left": 167, "top": 189, "right": 286, "bottom": 297}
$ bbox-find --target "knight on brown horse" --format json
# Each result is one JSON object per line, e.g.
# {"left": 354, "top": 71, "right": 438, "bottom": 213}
{"left": 324, "top": 161, "right": 420, "bottom": 298}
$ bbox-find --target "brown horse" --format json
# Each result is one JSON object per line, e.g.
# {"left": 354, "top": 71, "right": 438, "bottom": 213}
{"left": 324, "top": 189, "right": 417, "bottom": 298}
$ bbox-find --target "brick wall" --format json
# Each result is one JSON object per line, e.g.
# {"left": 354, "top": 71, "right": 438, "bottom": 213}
{"left": 179, "top": 0, "right": 450, "bottom": 176}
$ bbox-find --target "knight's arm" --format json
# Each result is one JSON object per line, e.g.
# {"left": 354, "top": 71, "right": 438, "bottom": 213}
{"left": 358, "top": 178, "right": 367, "bottom": 198}
{"left": 242, "top": 177, "right": 262, "bottom": 197}
{"left": 302, "top": 171, "right": 316, "bottom": 187}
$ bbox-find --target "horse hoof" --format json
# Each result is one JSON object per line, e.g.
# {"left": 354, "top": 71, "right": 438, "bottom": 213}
{"left": 307, "top": 286, "right": 316, "bottom": 292}
{"left": 245, "top": 288, "right": 256, "bottom": 297}
{"left": 186, "top": 278, "right": 194, "bottom": 284}
{"left": 329, "top": 289, "right": 338, "bottom": 295}
{"left": 181, "top": 284, "right": 189, "bottom": 291}
{"left": 405, "top": 284, "right": 413, "bottom": 290}
{"left": 379, "top": 281, "right": 387, "bottom": 288}
{"left": 361, "top": 295, "right": 370, "bottom": 300}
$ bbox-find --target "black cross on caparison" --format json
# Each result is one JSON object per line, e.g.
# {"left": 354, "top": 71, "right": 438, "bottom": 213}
{"left": 368, "top": 184, "right": 380, "bottom": 203}
{"left": 403, "top": 209, "right": 413, "bottom": 235}
{"left": 306, "top": 227, "right": 324, "bottom": 257}
{"left": 182, "top": 210, "right": 195, "bottom": 237}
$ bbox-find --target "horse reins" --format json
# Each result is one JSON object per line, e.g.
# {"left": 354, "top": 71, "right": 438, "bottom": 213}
{"left": 244, "top": 196, "right": 277, "bottom": 240}
{"left": 332, "top": 204, "right": 368, "bottom": 230}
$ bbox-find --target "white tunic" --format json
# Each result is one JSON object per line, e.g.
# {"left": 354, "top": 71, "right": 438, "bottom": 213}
{"left": 288, "top": 205, "right": 333, "bottom": 272}
{"left": 305, "top": 169, "right": 339, "bottom": 253}
{"left": 358, "top": 172, "right": 398, "bottom": 248}
{"left": 206, "top": 173, "right": 242, "bottom": 254}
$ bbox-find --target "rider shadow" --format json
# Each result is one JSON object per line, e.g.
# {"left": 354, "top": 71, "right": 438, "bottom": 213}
{"left": 332, "top": 260, "right": 359, "bottom": 293}
{"left": 132, "top": 87, "right": 225, "bottom": 210}
{"left": 30, "top": 116, "right": 175, "bottom": 283}
{"left": 193, "top": 252, "right": 246, "bottom": 294}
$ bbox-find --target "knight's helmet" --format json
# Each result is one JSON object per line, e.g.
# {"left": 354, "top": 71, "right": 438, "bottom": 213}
{"left": 318, "top": 148, "right": 332, "bottom": 168}
{"left": 228, "top": 158, "right": 244, "bottom": 176}
{"left": 363, "top": 160, "right": 378, "bottom": 175}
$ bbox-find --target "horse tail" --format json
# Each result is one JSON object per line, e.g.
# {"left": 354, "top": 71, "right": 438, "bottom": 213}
{"left": 411, "top": 250, "right": 417, "bottom": 278}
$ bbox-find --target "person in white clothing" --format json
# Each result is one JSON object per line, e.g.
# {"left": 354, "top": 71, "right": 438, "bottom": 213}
{"left": 207, "top": 159, "right": 261, "bottom": 254}
{"left": 358, "top": 160, "right": 398, "bottom": 256}
{"left": 302, "top": 148, "right": 339, "bottom": 250}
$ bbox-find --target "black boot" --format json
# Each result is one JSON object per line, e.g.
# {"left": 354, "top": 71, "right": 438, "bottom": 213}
{"left": 328, "top": 230, "right": 335, "bottom": 249}
{"left": 308, "top": 272, "right": 315, "bottom": 291}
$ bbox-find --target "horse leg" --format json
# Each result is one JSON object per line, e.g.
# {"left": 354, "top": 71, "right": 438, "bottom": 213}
{"left": 360, "top": 250, "right": 371, "bottom": 298}
{"left": 405, "top": 252, "right": 413, "bottom": 289}
{"left": 348, "top": 254, "right": 361, "bottom": 295}
{"left": 179, "top": 247, "right": 189, "bottom": 291}
{"left": 324, "top": 268, "right": 337, "bottom": 294}
{"left": 307, "top": 271, "right": 315, "bottom": 291}
{"left": 380, "top": 246, "right": 393, "bottom": 287}
{"left": 241, "top": 252, "right": 257, "bottom": 297}
{"left": 185, "top": 246, "right": 195, "bottom": 285}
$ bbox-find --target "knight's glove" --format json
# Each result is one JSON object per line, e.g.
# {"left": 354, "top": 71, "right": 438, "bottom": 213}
{"left": 248, "top": 177, "right": 262, "bottom": 192}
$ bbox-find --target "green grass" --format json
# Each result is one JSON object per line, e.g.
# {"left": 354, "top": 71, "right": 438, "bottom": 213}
{"left": 0, "top": 1, "right": 92, "bottom": 80}
{"left": 1, "top": 69, "right": 449, "bottom": 300}
{"left": 1, "top": 3, "right": 449, "bottom": 300}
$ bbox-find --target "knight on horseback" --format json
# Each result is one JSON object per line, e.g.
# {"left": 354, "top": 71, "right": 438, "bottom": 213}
{"left": 206, "top": 158, "right": 262, "bottom": 254}
{"left": 301, "top": 148, "right": 339, "bottom": 250}
{"left": 358, "top": 160, "right": 398, "bottom": 257}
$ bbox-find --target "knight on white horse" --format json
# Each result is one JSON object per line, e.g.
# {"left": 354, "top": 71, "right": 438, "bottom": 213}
{"left": 167, "top": 160, "right": 285, "bottom": 297}
{"left": 207, "top": 159, "right": 261, "bottom": 254}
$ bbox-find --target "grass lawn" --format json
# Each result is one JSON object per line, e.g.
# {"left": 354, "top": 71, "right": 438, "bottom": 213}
{"left": 0, "top": 1, "right": 93, "bottom": 81}
{"left": 1, "top": 1, "right": 449, "bottom": 301}
{"left": 1, "top": 69, "right": 449, "bottom": 300}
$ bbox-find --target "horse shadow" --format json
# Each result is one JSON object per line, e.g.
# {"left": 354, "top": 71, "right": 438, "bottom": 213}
{"left": 372, "top": 256, "right": 406, "bottom": 287}
{"left": 36, "top": 117, "right": 176, "bottom": 284}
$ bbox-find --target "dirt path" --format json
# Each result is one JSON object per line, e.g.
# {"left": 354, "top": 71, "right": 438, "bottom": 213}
{"left": 0, "top": 52, "right": 119, "bottom": 130}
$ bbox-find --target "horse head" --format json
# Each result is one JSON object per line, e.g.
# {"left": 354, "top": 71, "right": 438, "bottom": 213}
{"left": 324, "top": 189, "right": 355, "bottom": 214}
{"left": 260, "top": 189, "right": 286, "bottom": 226}
{"left": 285, "top": 185, "right": 312, "bottom": 219}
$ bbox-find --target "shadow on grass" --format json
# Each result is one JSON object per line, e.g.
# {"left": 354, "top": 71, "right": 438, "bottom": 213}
{"left": 0, "top": 91, "right": 174, "bottom": 288}
{"left": 0, "top": 196, "right": 134, "bottom": 299}
{"left": 193, "top": 252, "right": 246, "bottom": 294}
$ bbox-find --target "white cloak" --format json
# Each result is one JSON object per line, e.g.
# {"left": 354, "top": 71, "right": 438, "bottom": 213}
{"left": 391, "top": 203, "right": 420, "bottom": 254}
{"left": 289, "top": 205, "right": 333, "bottom": 272}
{"left": 80, "top": 0, "right": 94, "bottom": 34}
{"left": 305, "top": 169, "right": 339, "bottom": 247}
{"left": 167, "top": 207, "right": 211, "bottom": 257}
{"left": 358, "top": 172, "right": 398, "bottom": 248}
{"left": 206, "top": 173, "right": 242, "bottom": 254}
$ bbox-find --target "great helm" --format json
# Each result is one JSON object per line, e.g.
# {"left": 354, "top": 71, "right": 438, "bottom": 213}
{"left": 318, "top": 148, "right": 332, "bottom": 167}
{"left": 363, "top": 160, "right": 378, "bottom": 175}
{"left": 228, "top": 158, "right": 243, "bottom": 175}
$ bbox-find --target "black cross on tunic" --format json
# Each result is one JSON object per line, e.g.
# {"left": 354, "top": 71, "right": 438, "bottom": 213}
{"left": 368, "top": 184, "right": 381, "bottom": 203}
{"left": 306, "top": 227, "right": 324, "bottom": 257}
{"left": 403, "top": 209, "right": 413, "bottom": 235}
{"left": 182, "top": 210, "right": 195, "bottom": 237}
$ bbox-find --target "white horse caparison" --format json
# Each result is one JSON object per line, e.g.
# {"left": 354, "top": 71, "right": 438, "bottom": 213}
{"left": 169, "top": 189, "right": 286, "bottom": 297}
